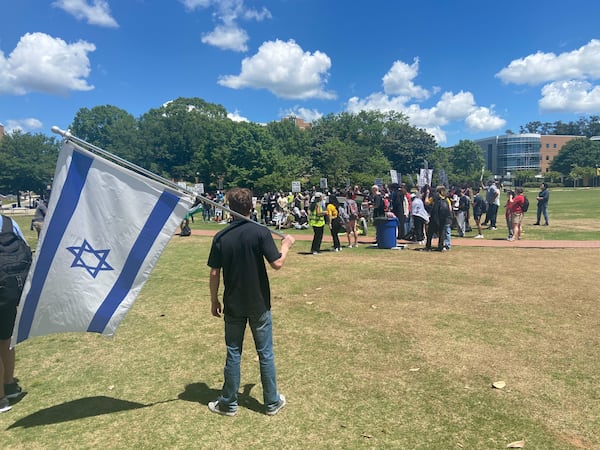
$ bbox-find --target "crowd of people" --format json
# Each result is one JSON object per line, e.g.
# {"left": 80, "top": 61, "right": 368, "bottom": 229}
{"left": 248, "top": 180, "right": 550, "bottom": 253}
{"left": 184, "top": 181, "right": 550, "bottom": 252}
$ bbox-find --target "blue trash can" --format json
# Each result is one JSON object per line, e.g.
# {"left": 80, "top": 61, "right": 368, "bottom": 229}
{"left": 374, "top": 217, "right": 398, "bottom": 249}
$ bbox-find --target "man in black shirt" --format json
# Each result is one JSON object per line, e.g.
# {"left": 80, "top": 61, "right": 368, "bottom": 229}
{"left": 207, "top": 188, "right": 295, "bottom": 416}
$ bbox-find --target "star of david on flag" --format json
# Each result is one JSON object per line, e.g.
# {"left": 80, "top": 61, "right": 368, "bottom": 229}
{"left": 67, "top": 239, "right": 113, "bottom": 278}
{"left": 12, "top": 139, "right": 193, "bottom": 345}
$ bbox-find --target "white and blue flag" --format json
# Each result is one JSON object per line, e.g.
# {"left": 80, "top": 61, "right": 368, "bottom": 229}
{"left": 13, "top": 140, "right": 192, "bottom": 345}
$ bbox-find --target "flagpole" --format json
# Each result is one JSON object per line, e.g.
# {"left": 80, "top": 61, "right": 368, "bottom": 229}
{"left": 51, "top": 126, "right": 287, "bottom": 239}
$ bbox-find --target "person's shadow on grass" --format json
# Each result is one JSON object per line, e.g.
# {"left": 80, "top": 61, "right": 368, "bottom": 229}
{"left": 179, "top": 382, "right": 263, "bottom": 414}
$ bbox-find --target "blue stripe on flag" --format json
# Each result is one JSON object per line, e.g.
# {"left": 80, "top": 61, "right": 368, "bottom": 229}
{"left": 17, "top": 150, "right": 93, "bottom": 343}
{"left": 87, "top": 190, "right": 180, "bottom": 333}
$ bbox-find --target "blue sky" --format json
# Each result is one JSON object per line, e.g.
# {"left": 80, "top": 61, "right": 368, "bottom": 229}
{"left": 1, "top": 0, "right": 600, "bottom": 146}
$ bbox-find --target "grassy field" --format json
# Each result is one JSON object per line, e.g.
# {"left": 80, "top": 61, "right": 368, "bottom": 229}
{"left": 1, "top": 188, "right": 599, "bottom": 449}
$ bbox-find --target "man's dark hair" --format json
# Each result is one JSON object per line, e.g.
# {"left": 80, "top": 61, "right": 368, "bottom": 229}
{"left": 227, "top": 188, "right": 252, "bottom": 216}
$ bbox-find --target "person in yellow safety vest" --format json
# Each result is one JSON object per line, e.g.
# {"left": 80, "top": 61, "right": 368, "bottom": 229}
{"left": 308, "top": 192, "right": 327, "bottom": 254}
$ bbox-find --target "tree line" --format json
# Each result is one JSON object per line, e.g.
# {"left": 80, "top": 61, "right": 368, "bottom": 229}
{"left": 2, "top": 98, "right": 600, "bottom": 199}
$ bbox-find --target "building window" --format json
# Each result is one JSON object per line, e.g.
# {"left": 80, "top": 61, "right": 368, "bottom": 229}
{"left": 546, "top": 155, "right": 550, "bottom": 160}
{"left": 546, "top": 143, "right": 549, "bottom": 148}
{"left": 553, "top": 143, "right": 557, "bottom": 148}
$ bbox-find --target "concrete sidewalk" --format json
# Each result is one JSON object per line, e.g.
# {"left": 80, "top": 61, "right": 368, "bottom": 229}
{"left": 187, "top": 228, "right": 600, "bottom": 249}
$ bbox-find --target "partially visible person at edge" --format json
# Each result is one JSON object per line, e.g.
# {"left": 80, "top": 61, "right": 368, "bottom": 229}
{"left": 472, "top": 187, "right": 485, "bottom": 239}
{"left": 410, "top": 192, "right": 429, "bottom": 245}
{"left": 0, "top": 216, "right": 27, "bottom": 413}
{"left": 533, "top": 182, "right": 550, "bottom": 226}
{"left": 391, "top": 183, "right": 408, "bottom": 240}
{"left": 507, "top": 187, "right": 525, "bottom": 241}
{"left": 481, "top": 180, "right": 500, "bottom": 230}
{"left": 456, "top": 188, "right": 470, "bottom": 237}
{"left": 308, "top": 192, "right": 327, "bottom": 254}
{"left": 207, "top": 187, "right": 295, "bottom": 417}
{"left": 422, "top": 185, "right": 433, "bottom": 242}
{"left": 344, "top": 191, "right": 359, "bottom": 248}
{"left": 504, "top": 189, "right": 514, "bottom": 240}
{"left": 31, "top": 196, "right": 48, "bottom": 237}
{"left": 370, "top": 184, "right": 385, "bottom": 244}
{"left": 326, "top": 194, "right": 343, "bottom": 252}
{"left": 425, "top": 185, "right": 453, "bottom": 252}
{"left": 370, "top": 185, "right": 385, "bottom": 219}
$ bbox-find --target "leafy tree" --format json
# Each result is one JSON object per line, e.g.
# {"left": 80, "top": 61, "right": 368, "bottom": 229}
{"left": 0, "top": 131, "right": 59, "bottom": 204}
{"left": 513, "top": 169, "right": 538, "bottom": 186}
{"left": 543, "top": 171, "right": 563, "bottom": 183}
{"left": 568, "top": 165, "right": 596, "bottom": 187}
{"left": 550, "top": 138, "right": 600, "bottom": 175}
{"left": 449, "top": 140, "right": 484, "bottom": 181}
{"left": 70, "top": 105, "right": 139, "bottom": 162}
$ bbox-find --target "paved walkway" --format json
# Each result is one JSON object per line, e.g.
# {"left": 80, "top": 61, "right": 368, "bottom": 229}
{"left": 188, "top": 228, "right": 600, "bottom": 249}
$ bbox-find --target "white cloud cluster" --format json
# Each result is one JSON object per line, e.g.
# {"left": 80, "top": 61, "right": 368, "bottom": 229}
{"left": 52, "top": 0, "right": 118, "bottom": 28}
{"left": 182, "top": 0, "right": 271, "bottom": 52}
{"left": 218, "top": 39, "right": 335, "bottom": 100}
{"left": 227, "top": 110, "right": 249, "bottom": 122}
{"left": 383, "top": 58, "right": 430, "bottom": 101}
{"left": 0, "top": 32, "right": 95, "bottom": 96}
{"left": 5, "top": 118, "right": 44, "bottom": 134}
{"left": 496, "top": 39, "right": 600, "bottom": 113}
{"left": 347, "top": 60, "right": 505, "bottom": 144}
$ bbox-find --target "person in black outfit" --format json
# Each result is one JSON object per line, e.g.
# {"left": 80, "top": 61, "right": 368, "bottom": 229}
{"left": 207, "top": 188, "right": 295, "bottom": 416}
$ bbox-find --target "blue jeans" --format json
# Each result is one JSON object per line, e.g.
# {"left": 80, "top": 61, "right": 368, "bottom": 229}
{"left": 219, "top": 311, "right": 280, "bottom": 412}
{"left": 537, "top": 203, "right": 549, "bottom": 225}
{"left": 443, "top": 223, "right": 451, "bottom": 249}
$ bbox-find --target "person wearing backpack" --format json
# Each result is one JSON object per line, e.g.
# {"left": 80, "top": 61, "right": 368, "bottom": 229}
{"left": 0, "top": 215, "right": 31, "bottom": 413}
{"left": 507, "top": 187, "right": 525, "bottom": 241}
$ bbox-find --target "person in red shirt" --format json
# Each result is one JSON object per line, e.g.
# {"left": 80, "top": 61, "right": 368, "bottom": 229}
{"left": 508, "top": 187, "right": 525, "bottom": 241}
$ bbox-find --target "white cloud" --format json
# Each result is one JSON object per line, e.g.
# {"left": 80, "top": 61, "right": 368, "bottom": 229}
{"left": 227, "top": 110, "right": 249, "bottom": 122}
{"left": 52, "top": 0, "right": 118, "bottom": 28}
{"left": 539, "top": 80, "right": 600, "bottom": 113}
{"left": 0, "top": 32, "right": 95, "bottom": 96}
{"left": 496, "top": 39, "right": 600, "bottom": 116}
{"left": 496, "top": 39, "right": 600, "bottom": 85}
{"left": 5, "top": 118, "right": 44, "bottom": 133}
{"left": 465, "top": 107, "right": 507, "bottom": 132}
{"left": 180, "top": 0, "right": 213, "bottom": 9}
{"left": 202, "top": 24, "right": 249, "bottom": 52}
{"left": 218, "top": 39, "right": 335, "bottom": 100}
{"left": 183, "top": 0, "right": 271, "bottom": 52}
{"left": 383, "top": 58, "right": 429, "bottom": 101}
{"left": 435, "top": 91, "right": 476, "bottom": 121}
{"left": 346, "top": 61, "right": 506, "bottom": 144}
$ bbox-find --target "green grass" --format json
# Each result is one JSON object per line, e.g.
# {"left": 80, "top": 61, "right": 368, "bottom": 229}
{"left": 1, "top": 189, "right": 599, "bottom": 449}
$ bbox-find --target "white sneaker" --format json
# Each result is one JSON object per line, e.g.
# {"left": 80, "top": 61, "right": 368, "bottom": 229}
{"left": 266, "top": 394, "right": 286, "bottom": 416}
{"left": 208, "top": 400, "right": 237, "bottom": 416}
{"left": 474, "top": 234, "right": 484, "bottom": 239}
{"left": 0, "top": 397, "right": 12, "bottom": 413}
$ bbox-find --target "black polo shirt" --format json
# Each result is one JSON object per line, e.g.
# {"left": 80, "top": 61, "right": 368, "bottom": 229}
{"left": 207, "top": 219, "right": 281, "bottom": 317}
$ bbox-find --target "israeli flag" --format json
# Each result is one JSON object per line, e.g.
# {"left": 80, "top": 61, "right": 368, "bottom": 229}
{"left": 13, "top": 141, "right": 192, "bottom": 345}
